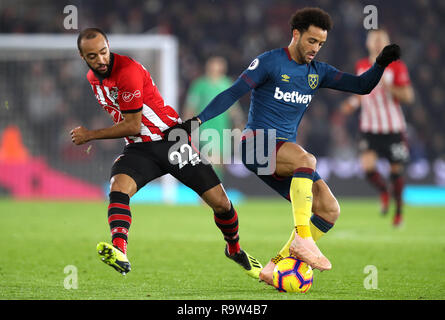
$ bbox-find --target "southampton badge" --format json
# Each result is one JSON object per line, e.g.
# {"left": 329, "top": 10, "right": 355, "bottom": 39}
{"left": 308, "top": 74, "right": 319, "bottom": 89}
{"left": 109, "top": 87, "right": 119, "bottom": 100}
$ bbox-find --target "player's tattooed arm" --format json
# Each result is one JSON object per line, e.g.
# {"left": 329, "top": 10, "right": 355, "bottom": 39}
{"left": 70, "top": 111, "right": 141, "bottom": 145}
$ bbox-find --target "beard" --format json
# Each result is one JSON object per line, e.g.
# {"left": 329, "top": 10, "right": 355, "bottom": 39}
{"left": 86, "top": 53, "right": 114, "bottom": 78}
{"left": 296, "top": 39, "right": 316, "bottom": 64}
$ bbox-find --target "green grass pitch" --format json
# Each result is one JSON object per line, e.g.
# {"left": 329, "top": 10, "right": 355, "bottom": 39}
{"left": 1, "top": 197, "right": 444, "bottom": 300}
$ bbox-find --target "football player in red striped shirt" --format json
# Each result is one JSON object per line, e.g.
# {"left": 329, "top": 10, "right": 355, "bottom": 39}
{"left": 70, "top": 28, "right": 262, "bottom": 277}
{"left": 341, "top": 29, "right": 414, "bottom": 227}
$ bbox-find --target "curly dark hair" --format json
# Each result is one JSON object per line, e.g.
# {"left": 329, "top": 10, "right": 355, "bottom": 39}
{"left": 289, "top": 7, "right": 333, "bottom": 34}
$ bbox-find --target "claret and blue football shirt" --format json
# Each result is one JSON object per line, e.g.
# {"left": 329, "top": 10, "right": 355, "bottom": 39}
{"left": 198, "top": 47, "right": 384, "bottom": 142}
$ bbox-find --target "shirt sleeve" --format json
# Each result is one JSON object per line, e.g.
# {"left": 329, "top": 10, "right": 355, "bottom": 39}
{"left": 239, "top": 52, "right": 272, "bottom": 89}
{"left": 197, "top": 77, "right": 251, "bottom": 123}
{"left": 320, "top": 61, "right": 385, "bottom": 95}
{"left": 117, "top": 65, "right": 144, "bottom": 113}
{"left": 393, "top": 61, "right": 411, "bottom": 87}
{"left": 197, "top": 55, "right": 272, "bottom": 124}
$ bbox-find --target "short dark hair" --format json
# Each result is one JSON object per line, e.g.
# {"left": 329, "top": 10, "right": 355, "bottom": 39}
{"left": 77, "top": 28, "right": 108, "bottom": 52}
{"left": 289, "top": 7, "right": 333, "bottom": 34}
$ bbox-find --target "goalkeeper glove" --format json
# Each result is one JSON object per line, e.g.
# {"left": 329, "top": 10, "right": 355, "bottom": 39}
{"left": 376, "top": 44, "right": 401, "bottom": 68}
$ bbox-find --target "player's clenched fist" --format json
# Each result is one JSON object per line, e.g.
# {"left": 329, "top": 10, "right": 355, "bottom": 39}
{"left": 70, "top": 126, "right": 91, "bottom": 145}
{"left": 376, "top": 44, "right": 401, "bottom": 68}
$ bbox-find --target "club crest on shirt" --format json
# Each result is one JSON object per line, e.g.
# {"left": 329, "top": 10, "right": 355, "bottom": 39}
{"left": 109, "top": 87, "right": 119, "bottom": 100}
{"left": 308, "top": 74, "right": 319, "bottom": 89}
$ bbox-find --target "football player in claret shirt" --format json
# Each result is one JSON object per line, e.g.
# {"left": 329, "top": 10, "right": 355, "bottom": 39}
{"left": 70, "top": 28, "right": 262, "bottom": 277}
{"left": 169, "top": 7, "right": 402, "bottom": 286}
{"left": 341, "top": 29, "right": 414, "bottom": 227}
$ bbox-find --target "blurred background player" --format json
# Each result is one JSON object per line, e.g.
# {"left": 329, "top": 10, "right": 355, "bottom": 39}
{"left": 71, "top": 28, "right": 262, "bottom": 277}
{"left": 183, "top": 56, "right": 244, "bottom": 180}
{"left": 341, "top": 29, "right": 414, "bottom": 227}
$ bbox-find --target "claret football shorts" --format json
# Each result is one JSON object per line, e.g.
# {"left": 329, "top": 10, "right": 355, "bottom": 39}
{"left": 239, "top": 129, "right": 322, "bottom": 201}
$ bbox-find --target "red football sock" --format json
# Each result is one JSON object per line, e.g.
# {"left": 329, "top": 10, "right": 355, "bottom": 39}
{"left": 227, "top": 241, "right": 241, "bottom": 256}
{"left": 214, "top": 202, "right": 240, "bottom": 255}
{"left": 391, "top": 173, "right": 404, "bottom": 215}
{"left": 366, "top": 170, "right": 388, "bottom": 193}
{"left": 108, "top": 191, "right": 131, "bottom": 255}
{"left": 113, "top": 237, "right": 127, "bottom": 254}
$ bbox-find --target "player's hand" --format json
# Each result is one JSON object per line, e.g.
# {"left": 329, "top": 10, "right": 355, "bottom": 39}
{"left": 376, "top": 44, "right": 401, "bottom": 68}
{"left": 163, "top": 116, "right": 201, "bottom": 141}
{"left": 70, "top": 126, "right": 91, "bottom": 145}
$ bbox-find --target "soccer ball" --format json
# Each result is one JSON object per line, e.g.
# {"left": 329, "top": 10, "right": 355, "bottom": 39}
{"left": 272, "top": 257, "right": 313, "bottom": 293}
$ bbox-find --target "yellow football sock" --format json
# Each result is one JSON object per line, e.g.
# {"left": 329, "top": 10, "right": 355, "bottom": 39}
{"left": 273, "top": 169, "right": 316, "bottom": 262}
{"left": 289, "top": 174, "right": 314, "bottom": 239}
{"left": 277, "top": 229, "right": 295, "bottom": 258}
{"left": 310, "top": 219, "right": 325, "bottom": 242}
{"left": 274, "top": 216, "right": 331, "bottom": 263}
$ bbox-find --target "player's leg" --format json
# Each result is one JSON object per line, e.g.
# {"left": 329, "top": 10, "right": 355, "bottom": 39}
{"left": 275, "top": 142, "right": 331, "bottom": 271}
{"left": 200, "top": 185, "right": 238, "bottom": 254}
{"left": 275, "top": 142, "right": 316, "bottom": 239}
{"left": 165, "top": 140, "right": 262, "bottom": 279}
{"left": 98, "top": 146, "right": 165, "bottom": 275}
{"left": 389, "top": 162, "right": 404, "bottom": 226}
{"left": 164, "top": 141, "right": 239, "bottom": 253}
{"left": 97, "top": 173, "right": 136, "bottom": 275}
{"left": 360, "top": 136, "right": 390, "bottom": 214}
{"left": 107, "top": 173, "right": 137, "bottom": 254}
{"left": 387, "top": 133, "right": 409, "bottom": 227}
{"left": 275, "top": 179, "right": 339, "bottom": 257}
{"left": 200, "top": 184, "right": 263, "bottom": 278}
{"left": 310, "top": 177, "right": 340, "bottom": 239}
{"left": 259, "top": 178, "right": 340, "bottom": 285}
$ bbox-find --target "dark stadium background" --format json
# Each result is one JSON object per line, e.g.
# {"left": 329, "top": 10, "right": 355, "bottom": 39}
{"left": 0, "top": 0, "right": 444, "bottom": 201}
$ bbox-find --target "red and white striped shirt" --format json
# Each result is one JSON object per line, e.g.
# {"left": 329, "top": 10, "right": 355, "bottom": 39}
{"left": 87, "top": 53, "right": 180, "bottom": 144}
{"left": 354, "top": 58, "right": 411, "bottom": 134}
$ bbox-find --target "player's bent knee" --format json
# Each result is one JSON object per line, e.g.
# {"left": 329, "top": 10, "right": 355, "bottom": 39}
{"left": 299, "top": 152, "right": 316, "bottom": 169}
{"left": 201, "top": 184, "right": 231, "bottom": 213}
{"left": 110, "top": 174, "right": 137, "bottom": 197}
{"left": 212, "top": 195, "right": 232, "bottom": 214}
{"left": 307, "top": 153, "right": 317, "bottom": 168}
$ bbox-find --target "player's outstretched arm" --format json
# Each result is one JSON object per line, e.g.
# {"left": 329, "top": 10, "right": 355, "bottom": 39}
{"left": 197, "top": 77, "right": 251, "bottom": 124}
{"left": 163, "top": 78, "right": 251, "bottom": 138}
{"left": 323, "top": 44, "right": 401, "bottom": 95}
